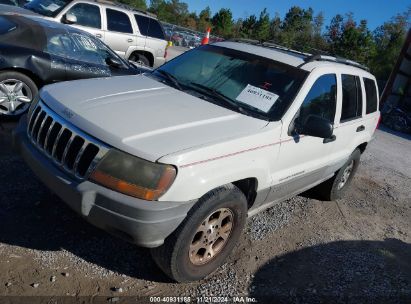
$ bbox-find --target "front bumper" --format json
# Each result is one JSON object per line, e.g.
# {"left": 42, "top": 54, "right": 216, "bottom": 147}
{"left": 13, "top": 117, "right": 196, "bottom": 248}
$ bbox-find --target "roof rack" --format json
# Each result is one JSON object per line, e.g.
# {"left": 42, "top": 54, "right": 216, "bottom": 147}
{"left": 92, "top": 0, "right": 157, "bottom": 18}
{"left": 302, "top": 54, "right": 370, "bottom": 71}
{"left": 229, "top": 38, "right": 370, "bottom": 71}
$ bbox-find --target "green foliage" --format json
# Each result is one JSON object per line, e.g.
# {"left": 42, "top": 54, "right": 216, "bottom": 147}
{"left": 197, "top": 6, "right": 212, "bottom": 32}
{"left": 117, "top": 0, "right": 147, "bottom": 10}
{"left": 211, "top": 8, "right": 233, "bottom": 37}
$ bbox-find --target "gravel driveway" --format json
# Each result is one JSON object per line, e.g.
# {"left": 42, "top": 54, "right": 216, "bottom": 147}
{"left": 0, "top": 121, "right": 410, "bottom": 303}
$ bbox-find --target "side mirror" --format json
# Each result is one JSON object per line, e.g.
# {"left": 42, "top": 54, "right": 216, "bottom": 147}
{"left": 62, "top": 13, "right": 77, "bottom": 24}
{"left": 299, "top": 115, "right": 333, "bottom": 139}
{"left": 106, "top": 57, "right": 123, "bottom": 68}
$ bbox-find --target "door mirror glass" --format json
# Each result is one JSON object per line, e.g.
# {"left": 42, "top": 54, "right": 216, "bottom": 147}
{"left": 62, "top": 13, "right": 77, "bottom": 24}
{"left": 300, "top": 115, "right": 333, "bottom": 139}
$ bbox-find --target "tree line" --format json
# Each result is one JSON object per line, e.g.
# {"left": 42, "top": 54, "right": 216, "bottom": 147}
{"left": 120, "top": 0, "right": 410, "bottom": 82}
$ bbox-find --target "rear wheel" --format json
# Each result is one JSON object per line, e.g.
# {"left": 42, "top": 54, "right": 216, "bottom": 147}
{"left": 129, "top": 53, "right": 151, "bottom": 67}
{"left": 151, "top": 184, "right": 247, "bottom": 282}
{"left": 315, "top": 149, "right": 361, "bottom": 201}
{"left": 0, "top": 71, "right": 38, "bottom": 118}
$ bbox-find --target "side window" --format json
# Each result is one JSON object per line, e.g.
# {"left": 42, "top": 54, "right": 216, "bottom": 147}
{"left": 364, "top": 78, "right": 378, "bottom": 114}
{"left": 297, "top": 74, "right": 337, "bottom": 125}
{"left": 106, "top": 9, "right": 133, "bottom": 34}
{"left": 45, "top": 33, "right": 75, "bottom": 58}
{"left": 147, "top": 19, "right": 165, "bottom": 40}
{"left": 66, "top": 3, "right": 101, "bottom": 29}
{"left": 134, "top": 15, "right": 149, "bottom": 36}
{"left": 341, "top": 74, "right": 363, "bottom": 121}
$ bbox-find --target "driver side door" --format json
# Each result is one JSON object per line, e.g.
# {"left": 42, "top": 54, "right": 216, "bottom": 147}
{"left": 268, "top": 74, "right": 338, "bottom": 201}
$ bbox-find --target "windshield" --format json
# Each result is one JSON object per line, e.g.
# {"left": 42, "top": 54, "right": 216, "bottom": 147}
{"left": 25, "top": 0, "right": 71, "bottom": 17}
{"left": 152, "top": 45, "right": 307, "bottom": 121}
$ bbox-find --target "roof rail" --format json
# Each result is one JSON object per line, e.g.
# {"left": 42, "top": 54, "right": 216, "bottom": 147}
{"left": 228, "top": 38, "right": 369, "bottom": 71}
{"left": 302, "top": 54, "right": 370, "bottom": 71}
{"left": 229, "top": 38, "right": 311, "bottom": 59}
{"left": 91, "top": 0, "right": 157, "bottom": 18}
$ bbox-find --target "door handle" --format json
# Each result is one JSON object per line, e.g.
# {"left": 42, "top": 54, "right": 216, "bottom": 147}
{"left": 127, "top": 39, "right": 133, "bottom": 43}
{"left": 323, "top": 135, "right": 336, "bottom": 144}
{"left": 95, "top": 33, "right": 102, "bottom": 38}
{"left": 356, "top": 125, "right": 365, "bottom": 132}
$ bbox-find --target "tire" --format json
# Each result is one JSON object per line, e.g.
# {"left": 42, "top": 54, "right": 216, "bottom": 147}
{"left": 130, "top": 53, "right": 151, "bottom": 67}
{"left": 0, "top": 71, "right": 38, "bottom": 118}
{"left": 151, "top": 184, "right": 247, "bottom": 282}
{"left": 315, "top": 149, "right": 361, "bottom": 201}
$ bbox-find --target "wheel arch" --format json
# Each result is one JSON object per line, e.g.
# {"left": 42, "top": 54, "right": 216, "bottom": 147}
{"left": 0, "top": 68, "right": 44, "bottom": 88}
{"left": 128, "top": 50, "right": 155, "bottom": 67}
{"left": 357, "top": 142, "right": 368, "bottom": 154}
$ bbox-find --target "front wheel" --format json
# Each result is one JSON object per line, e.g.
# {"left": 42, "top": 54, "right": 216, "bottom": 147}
{"left": 0, "top": 71, "right": 38, "bottom": 118}
{"left": 151, "top": 184, "right": 247, "bottom": 282}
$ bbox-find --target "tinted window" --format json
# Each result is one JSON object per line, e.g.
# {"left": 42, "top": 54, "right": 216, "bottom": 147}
{"left": 134, "top": 14, "right": 149, "bottom": 36}
{"left": 0, "top": 16, "right": 17, "bottom": 34}
{"left": 341, "top": 74, "right": 362, "bottom": 121}
{"left": 66, "top": 3, "right": 101, "bottom": 29}
{"left": 106, "top": 9, "right": 133, "bottom": 33}
{"left": 298, "top": 74, "right": 337, "bottom": 125}
{"left": 364, "top": 78, "right": 378, "bottom": 114}
{"left": 148, "top": 19, "right": 165, "bottom": 40}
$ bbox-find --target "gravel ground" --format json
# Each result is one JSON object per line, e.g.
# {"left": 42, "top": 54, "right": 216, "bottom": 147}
{"left": 0, "top": 121, "right": 410, "bottom": 303}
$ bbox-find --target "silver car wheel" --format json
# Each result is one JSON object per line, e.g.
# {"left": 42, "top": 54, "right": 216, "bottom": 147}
{"left": 338, "top": 160, "right": 354, "bottom": 190}
{"left": 0, "top": 79, "right": 33, "bottom": 116}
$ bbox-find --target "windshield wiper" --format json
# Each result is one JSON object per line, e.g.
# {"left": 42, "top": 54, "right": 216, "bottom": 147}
{"left": 189, "top": 82, "right": 268, "bottom": 120}
{"left": 189, "top": 82, "right": 244, "bottom": 111}
{"left": 155, "top": 70, "right": 183, "bottom": 91}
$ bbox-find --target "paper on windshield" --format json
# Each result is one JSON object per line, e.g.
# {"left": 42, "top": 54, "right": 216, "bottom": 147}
{"left": 45, "top": 3, "right": 61, "bottom": 12}
{"left": 235, "top": 84, "right": 279, "bottom": 113}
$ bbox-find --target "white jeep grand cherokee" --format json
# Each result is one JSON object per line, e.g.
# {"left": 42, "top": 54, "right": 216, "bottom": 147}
{"left": 15, "top": 41, "right": 380, "bottom": 282}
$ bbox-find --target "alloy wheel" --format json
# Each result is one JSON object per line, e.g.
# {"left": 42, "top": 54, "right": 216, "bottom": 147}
{"left": 189, "top": 208, "right": 234, "bottom": 265}
{"left": 0, "top": 79, "right": 33, "bottom": 116}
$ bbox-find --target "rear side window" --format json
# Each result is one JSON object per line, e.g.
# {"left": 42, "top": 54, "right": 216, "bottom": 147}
{"left": 135, "top": 15, "right": 165, "bottom": 40}
{"left": 298, "top": 74, "right": 337, "bottom": 124}
{"left": 106, "top": 9, "right": 133, "bottom": 34}
{"left": 341, "top": 74, "right": 362, "bottom": 121}
{"left": 66, "top": 3, "right": 101, "bottom": 29}
{"left": 0, "top": 16, "right": 17, "bottom": 34}
{"left": 134, "top": 14, "right": 149, "bottom": 36}
{"left": 364, "top": 78, "right": 378, "bottom": 114}
{"left": 148, "top": 19, "right": 165, "bottom": 40}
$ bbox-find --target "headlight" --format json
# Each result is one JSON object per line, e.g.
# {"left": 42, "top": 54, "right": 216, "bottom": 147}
{"left": 89, "top": 150, "right": 177, "bottom": 201}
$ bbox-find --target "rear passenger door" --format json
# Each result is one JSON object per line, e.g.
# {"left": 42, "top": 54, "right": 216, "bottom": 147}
{"left": 104, "top": 8, "right": 136, "bottom": 58}
{"left": 60, "top": 3, "right": 105, "bottom": 40}
{"left": 331, "top": 74, "right": 368, "bottom": 163}
{"left": 134, "top": 14, "right": 167, "bottom": 62}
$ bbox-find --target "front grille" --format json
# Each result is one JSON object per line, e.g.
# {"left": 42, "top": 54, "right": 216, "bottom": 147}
{"left": 27, "top": 101, "right": 109, "bottom": 180}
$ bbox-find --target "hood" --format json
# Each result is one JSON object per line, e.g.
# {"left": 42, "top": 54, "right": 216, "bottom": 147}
{"left": 40, "top": 75, "right": 269, "bottom": 162}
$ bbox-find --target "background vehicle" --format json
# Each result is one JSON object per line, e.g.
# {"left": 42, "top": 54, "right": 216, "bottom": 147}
{"left": 0, "top": 13, "right": 139, "bottom": 117}
{"left": 24, "top": 0, "right": 168, "bottom": 67}
{"left": 15, "top": 41, "right": 380, "bottom": 282}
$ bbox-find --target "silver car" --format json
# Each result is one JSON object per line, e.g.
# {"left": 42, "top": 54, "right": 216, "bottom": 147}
{"left": 24, "top": 0, "right": 168, "bottom": 67}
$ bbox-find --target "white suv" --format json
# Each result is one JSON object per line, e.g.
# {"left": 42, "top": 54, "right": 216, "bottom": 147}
{"left": 24, "top": 0, "right": 167, "bottom": 67}
{"left": 15, "top": 41, "right": 380, "bottom": 282}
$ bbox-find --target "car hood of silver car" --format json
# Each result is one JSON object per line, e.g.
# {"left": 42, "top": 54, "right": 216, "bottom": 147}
{"left": 40, "top": 74, "right": 269, "bottom": 162}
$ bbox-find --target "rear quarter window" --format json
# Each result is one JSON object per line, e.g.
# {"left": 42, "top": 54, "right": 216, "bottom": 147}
{"left": 341, "top": 74, "right": 363, "bottom": 122}
{"left": 364, "top": 78, "right": 378, "bottom": 114}
{"left": 0, "top": 16, "right": 17, "bottom": 35}
{"left": 147, "top": 19, "right": 165, "bottom": 40}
